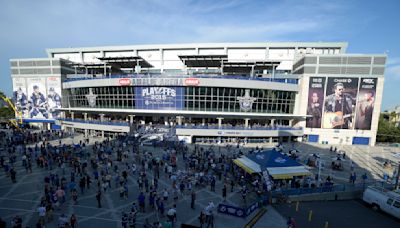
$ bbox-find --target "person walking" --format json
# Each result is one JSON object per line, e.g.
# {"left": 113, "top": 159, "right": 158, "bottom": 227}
{"left": 121, "top": 213, "right": 128, "bottom": 228}
{"left": 222, "top": 184, "right": 227, "bottom": 201}
{"left": 198, "top": 211, "right": 206, "bottom": 228}
{"left": 96, "top": 190, "right": 102, "bottom": 208}
{"left": 167, "top": 204, "right": 177, "bottom": 227}
{"left": 191, "top": 191, "right": 196, "bottom": 209}
{"left": 138, "top": 192, "right": 146, "bottom": 212}
{"left": 70, "top": 214, "right": 77, "bottom": 228}
{"left": 37, "top": 204, "right": 46, "bottom": 225}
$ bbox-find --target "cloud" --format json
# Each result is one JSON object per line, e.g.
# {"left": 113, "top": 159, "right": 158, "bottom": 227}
{"left": 387, "top": 57, "right": 400, "bottom": 66}
{"left": 0, "top": 0, "right": 365, "bottom": 96}
{"left": 386, "top": 65, "right": 400, "bottom": 78}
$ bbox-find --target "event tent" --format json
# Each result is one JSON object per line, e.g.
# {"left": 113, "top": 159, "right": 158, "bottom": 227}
{"left": 233, "top": 149, "right": 311, "bottom": 179}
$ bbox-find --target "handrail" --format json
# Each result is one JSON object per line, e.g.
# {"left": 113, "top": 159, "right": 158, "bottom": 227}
{"left": 271, "top": 181, "right": 394, "bottom": 196}
{"left": 64, "top": 74, "right": 298, "bottom": 84}
{"left": 58, "top": 118, "right": 130, "bottom": 126}
{"left": 175, "top": 125, "right": 302, "bottom": 131}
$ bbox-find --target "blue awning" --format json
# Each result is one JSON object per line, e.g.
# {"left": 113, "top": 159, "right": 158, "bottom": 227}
{"left": 245, "top": 149, "right": 311, "bottom": 179}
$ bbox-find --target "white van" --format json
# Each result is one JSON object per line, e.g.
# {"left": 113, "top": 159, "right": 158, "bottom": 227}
{"left": 362, "top": 186, "right": 400, "bottom": 219}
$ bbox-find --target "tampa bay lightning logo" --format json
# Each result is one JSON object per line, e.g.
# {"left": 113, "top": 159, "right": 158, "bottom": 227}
{"left": 237, "top": 89, "right": 256, "bottom": 112}
{"left": 274, "top": 157, "right": 286, "bottom": 163}
{"left": 256, "top": 154, "right": 265, "bottom": 160}
{"left": 85, "top": 88, "right": 97, "bottom": 108}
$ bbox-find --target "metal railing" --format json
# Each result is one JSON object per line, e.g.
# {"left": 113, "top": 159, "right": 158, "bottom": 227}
{"left": 175, "top": 125, "right": 302, "bottom": 131}
{"left": 58, "top": 118, "right": 130, "bottom": 126}
{"left": 64, "top": 74, "right": 298, "bottom": 84}
{"left": 271, "top": 180, "right": 394, "bottom": 196}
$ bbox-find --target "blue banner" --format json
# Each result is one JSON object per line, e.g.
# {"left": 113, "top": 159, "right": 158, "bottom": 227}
{"left": 217, "top": 202, "right": 259, "bottom": 218}
{"left": 134, "top": 87, "right": 184, "bottom": 110}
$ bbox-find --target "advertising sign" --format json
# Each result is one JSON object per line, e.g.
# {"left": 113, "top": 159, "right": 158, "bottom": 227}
{"left": 119, "top": 78, "right": 132, "bottom": 86}
{"left": 184, "top": 78, "right": 200, "bottom": 86}
{"left": 323, "top": 77, "right": 359, "bottom": 129}
{"left": 46, "top": 77, "right": 62, "bottom": 119}
{"left": 306, "top": 77, "right": 326, "bottom": 128}
{"left": 135, "top": 87, "right": 184, "bottom": 110}
{"left": 354, "top": 78, "right": 378, "bottom": 130}
{"left": 12, "top": 78, "right": 28, "bottom": 118}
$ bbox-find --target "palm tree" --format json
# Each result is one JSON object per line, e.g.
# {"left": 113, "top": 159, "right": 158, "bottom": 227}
{"left": 390, "top": 111, "right": 398, "bottom": 126}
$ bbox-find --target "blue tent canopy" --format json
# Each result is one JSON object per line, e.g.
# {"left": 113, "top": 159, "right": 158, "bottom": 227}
{"left": 244, "top": 149, "right": 310, "bottom": 179}
{"left": 247, "top": 149, "right": 302, "bottom": 170}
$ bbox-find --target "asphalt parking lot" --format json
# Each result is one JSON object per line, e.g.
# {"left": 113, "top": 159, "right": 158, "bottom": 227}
{"left": 274, "top": 199, "right": 400, "bottom": 228}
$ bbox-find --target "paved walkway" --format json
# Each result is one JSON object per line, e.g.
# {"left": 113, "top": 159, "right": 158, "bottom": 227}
{"left": 1, "top": 131, "right": 399, "bottom": 227}
{"left": 0, "top": 133, "right": 262, "bottom": 227}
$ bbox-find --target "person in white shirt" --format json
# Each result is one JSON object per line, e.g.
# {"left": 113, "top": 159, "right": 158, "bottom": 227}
{"left": 37, "top": 205, "right": 46, "bottom": 224}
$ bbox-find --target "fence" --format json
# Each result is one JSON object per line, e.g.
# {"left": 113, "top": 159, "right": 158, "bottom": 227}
{"left": 271, "top": 181, "right": 394, "bottom": 197}
{"left": 64, "top": 73, "right": 298, "bottom": 84}
{"left": 58, "top": 118, "right": 130, "bottom": 126}
{"left": 176, "top": 125, "right": 302, "bottom": 131}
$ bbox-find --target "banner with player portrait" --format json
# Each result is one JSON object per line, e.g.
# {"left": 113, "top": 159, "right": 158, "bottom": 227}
{"left": 12, "top": 78, "right": 28, "bottom": 118}
{"left": 322, "top": 77, "right": 359, "bottom": 129}
{"left": 354, "top": 78, "right": 377, "bottom": 130}
{"left": 46, "top": 77, "right": 62, "bottom": 119}
{"left": 306, "top": 77, "right": 326, "bottom": 128}
{"left": 27, "top": 77, "right": 49, "bottom": 119}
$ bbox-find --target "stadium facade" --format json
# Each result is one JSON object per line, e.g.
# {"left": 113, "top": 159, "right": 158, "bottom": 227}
{"left": 9, "top": 42, "right": 386, "bottom": 146}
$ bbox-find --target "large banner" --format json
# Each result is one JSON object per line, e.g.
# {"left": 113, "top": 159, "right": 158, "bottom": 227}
{"left": 323, "top": 77, "right": 359, "bottom": 129}
{"left": 27, "top": 77, "right": 49, "bottom": 119}
{"left": 46, "top": 77, "right": 62, "bottom": 119}
{"left": 134, "top": 87, "right": 184, "bottom": 110}
{"left": 12, "top": 78, "right": 28, "bottom": 118}
{"left": 306, "top": 77, "right": 326, "bottom": 128}
{"left": 354, "top": 78, "right": 377, "bottom": 130}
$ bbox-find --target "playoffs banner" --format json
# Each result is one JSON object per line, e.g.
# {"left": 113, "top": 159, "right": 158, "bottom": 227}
{"left": 135, "top": 87, "right": 184, "bottom": 110}
{"left": 12, "top": 78, "right": 28, "bottom": 118}
{"left": 355, "top": 78, "right": 377, "bottom": 130}
{"left": 306, "top": 77, "right": 326, "bottom": 128}
{"left": 323, "top": 77, "right": 359, "bottom": 129}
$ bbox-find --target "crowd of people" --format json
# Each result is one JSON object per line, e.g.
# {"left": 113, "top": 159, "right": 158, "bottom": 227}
{"left": 1, "top": 122, "right": 383, "bottom": 228}
{"left": 0, "top": 127, "right": 271, "bottom": 228}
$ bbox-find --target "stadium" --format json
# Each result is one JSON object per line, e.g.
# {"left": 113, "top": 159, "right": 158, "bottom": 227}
{"left": 9, "top": 42, "right": 386, "bottom": 146}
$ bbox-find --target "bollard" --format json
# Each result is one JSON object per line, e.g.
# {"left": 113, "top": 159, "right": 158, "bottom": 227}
{"left": 308, "top": 210, "right": 313, "bottom": 221}
{"left": 324, "top": 221, "right": 329, "bottom": 228}
{"left": 296, "top": 201, "right": 299, "bottom": 212}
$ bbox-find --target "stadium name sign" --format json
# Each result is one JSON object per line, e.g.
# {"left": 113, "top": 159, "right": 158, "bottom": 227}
{"left": 132, "top": 78, "right": 184, "bottom": 86}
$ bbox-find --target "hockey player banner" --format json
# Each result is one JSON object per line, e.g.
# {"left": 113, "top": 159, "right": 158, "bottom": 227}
{"left": 27, "top": 77, "right": 49, "bottom": 119}
{"left": 12, "top": 78, "right": 28, "bottom": 118}
{"left": 47, "top": 76, "right": 62, "bottom": 119}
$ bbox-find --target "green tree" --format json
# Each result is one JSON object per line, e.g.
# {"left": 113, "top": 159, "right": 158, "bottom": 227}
{"left": 0, "top": 90, "right": 15, "bottom": 120}
{"left": 377, "top": 114, "right": 400, "bottom": 143}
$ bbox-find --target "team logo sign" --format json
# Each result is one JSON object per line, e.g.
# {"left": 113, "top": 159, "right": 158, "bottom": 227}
{"left": 85, "top": 88, "right": 97, "bottom": 108}
{"left": 274, "top": 157, "right": 286, "bottom": 163}
{"left": 256, "top": 154, "right": 265, "bottom": 160}
{"left": 237, "top": 89, "right": 256, "bottom": 112}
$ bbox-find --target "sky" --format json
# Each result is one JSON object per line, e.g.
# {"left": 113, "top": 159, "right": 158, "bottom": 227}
{"left": 0, "top": 0, "right": 399, "bottom": 110}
